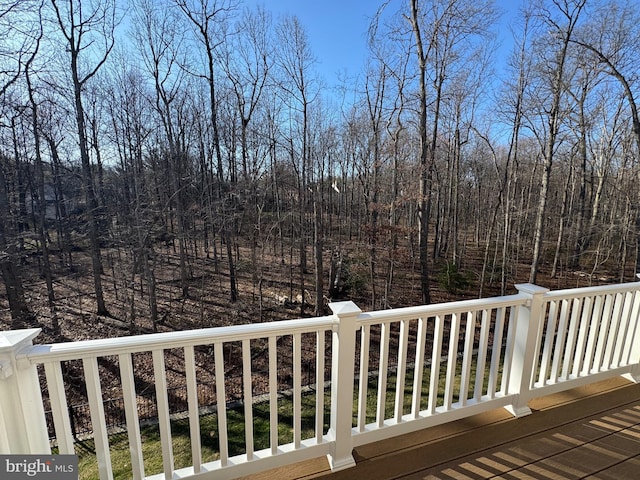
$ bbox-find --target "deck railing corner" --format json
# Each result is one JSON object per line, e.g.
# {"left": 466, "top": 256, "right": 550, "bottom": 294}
{"left": 505, "top": 284, "right": 550, "bottom": 417}
{"left": 326, "top": 301, "right": 361, "bottom": 471}
{"left": 0, "top": 328, "right": 50, "bottom": 454}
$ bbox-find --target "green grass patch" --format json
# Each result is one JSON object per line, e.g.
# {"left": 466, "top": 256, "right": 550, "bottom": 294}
{"left": 356, "top": 356, "right": 494, "bottom": 426}
{"left": 74, "top": 390, "right": 332, "bottom": 480}
{"left": 74, "top": 356, "right": 501, "bottom": 479}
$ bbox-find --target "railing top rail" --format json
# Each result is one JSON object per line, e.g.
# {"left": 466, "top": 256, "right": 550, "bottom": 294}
{"left": 19, "top": 315, "right": 335, "bottom": 364}
{"left": 16, "top": 283, "right": 640, "bottom": 365}
{"left": 357, "top": 293, "right": 529, "bottom": 326}
{"left": 543, "top": 281, "right": 640, "bottom": 300}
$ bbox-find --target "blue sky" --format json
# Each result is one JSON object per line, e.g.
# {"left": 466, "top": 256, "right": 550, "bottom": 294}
{"left": 245, "top": 0, "right": 523, "bottom": 86}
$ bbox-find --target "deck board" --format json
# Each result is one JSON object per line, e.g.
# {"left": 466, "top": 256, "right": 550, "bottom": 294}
{"left": 242, "top": 377, "right": 640, "bottom": 480}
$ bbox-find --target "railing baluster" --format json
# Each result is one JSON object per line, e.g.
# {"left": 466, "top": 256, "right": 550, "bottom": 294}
{"left": 538, "top": 300, "right": 557, "bottom": 385}
{"left": 550, "top": 299, "right": 570, "bottom": 383}
{"left": 118, "top": 354, "right": 145, "bottom": 479}
{"left": 561, "top": 298, "right": 582, "bottom": 380}
{"left": 357, "top": 325, "right": 370, "bottom": 431}
{"left": 444, "top": 313, "right": 460, "bottom": 410}
{"left": 459, "top": 311, "right": 476, "bottom": 405}
{"left": 500, "top": 307, "right": 517, "bottom": 394}
{"left": 151, "top": 349, "right": 174, "bottom": 479}
{"left": 593, "top": 294, "right": 614, "bottom": 372}
{"left": 474, "top": 309, "right": 490, "bottom": 401}
{"left": 572, "top": 296, "right": 593, "bottom": 377}
{"left": 616, "top": 292, "right": 635, "bottom": 366}
{"left": 315, "top": 330, "right": 325, "bottom": 443}
{"left": 603, "top": 293, "right": 624, "bottom": 370}
{"left": 82, "top": 357, "right": 113, "bottom": 480}
{"left": 623, "top": 291, "right": 640, "bottom": 366}
{"left": 428, "top": 315, "right": 444, "bottom": 414}
{"left": 268, "top": 335, "right": 278, "bottom": 455}
{"left": 293, "top": 333, "right": 302, "bottom": 449}
{"left": 376, "top": 322, "right": 390, "bottom": 427}
{"left": 43, "top": 362, "right": 74, "bottom": 455}
{"left": 242, "top": 339, "right": 254, "bottom": 460}
{"left": 411, "top": 318, "right": 427, "bottom": 418}
{"left": 184, "top": 346, "right": 202, "bottom": 473}
{"left": 394, "top": 320, "right": 410, "bottom": 423}
{"left": 488, "top": 307, "right": 505, "bottom": 399}
{"left": 214, "top": 343, "right": 229, "bottom": 466}
{"left": 584, "top": 295, "right": 605, "bottom": 375}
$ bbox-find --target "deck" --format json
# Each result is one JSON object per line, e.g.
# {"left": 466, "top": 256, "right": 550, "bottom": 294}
{"left": 247, "top": 377, "right": 640, "bottom": 479}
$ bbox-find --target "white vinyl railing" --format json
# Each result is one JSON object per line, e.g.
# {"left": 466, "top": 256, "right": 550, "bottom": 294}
{"left": 533, "top": 283, "right": 640, "bottom": 393}
{"left": 1, "top": 283, "right": 639, "bottom": 480}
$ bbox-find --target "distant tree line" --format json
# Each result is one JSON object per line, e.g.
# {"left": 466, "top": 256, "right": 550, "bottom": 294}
{"left": 1, "top": 0, "right": 640, "bottom": 333}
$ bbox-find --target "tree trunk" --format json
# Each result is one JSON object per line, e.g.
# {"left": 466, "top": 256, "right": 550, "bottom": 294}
{"left": 46, "top": 136, "right": 72, "bottom": 268}
{"left": 529, "top": 1, "right": 585, "bottom": 283}
{"left": 313, "top": 189, "right": 324, "bottom": 315}
{"left": 409, "top": 0, "right": 432, "bottom": 305}
{"left": 52, "top": 0, "right": 114, "bottom": 316}
{"left": 551, "top": 166, "right": 573, "bottom": 278}
{"left": 0, "top": 162, "right": 34, "bottom": 329}
{"left": 27, "top": 68, "right": 58, "bottom": 335}
{"left": 572, "top": 91, "right": 588, "bottom": 268}
{"left": 71, "top": 58, "right": 109, "bottom": 316}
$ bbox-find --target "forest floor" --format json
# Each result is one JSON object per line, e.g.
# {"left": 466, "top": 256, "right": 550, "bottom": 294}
{"left": 0, "top": 236, "right": 627, "bottom": 415}
{"left": 0, "top": 236, "right": 622, "bottom": 343}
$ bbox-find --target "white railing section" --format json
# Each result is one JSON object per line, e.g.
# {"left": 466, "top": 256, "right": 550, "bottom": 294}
{"left": 1, "top": 282, "right": 639, "bottom": 480}
{"left": 4, "top": 317, "right": 337, "bottom": 480}
{"left": 532, "top": 283, "right": 640, "bottom": 395}
{"left": 350, "top": 289, "right": 529, "bottom": 446}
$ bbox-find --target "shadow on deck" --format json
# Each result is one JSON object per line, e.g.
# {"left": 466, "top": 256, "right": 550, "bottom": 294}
{"left": 244, "top": 377, "right": 640, "bottom": 479}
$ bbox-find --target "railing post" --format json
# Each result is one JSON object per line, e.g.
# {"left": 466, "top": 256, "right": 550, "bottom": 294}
{"left": 0, "top": 328, "right": 51, "bottom": 454}
{"left": 505, "top": 284, "right": 549, "bottom": 417}
{"left": 327, "top": 301, "right": 361, "bottom": 471}
{"left": 623, "top": 286, "right": 640, "bottom": 383}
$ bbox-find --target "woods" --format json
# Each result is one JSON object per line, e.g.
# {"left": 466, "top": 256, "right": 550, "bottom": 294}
{"left": 1, "top": 0, "right": 640, "bottom": 339}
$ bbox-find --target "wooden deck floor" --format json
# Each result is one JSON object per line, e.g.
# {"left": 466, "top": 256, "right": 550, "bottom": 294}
{"left": 244, "top": 376, "right": 640, "bottom": 480}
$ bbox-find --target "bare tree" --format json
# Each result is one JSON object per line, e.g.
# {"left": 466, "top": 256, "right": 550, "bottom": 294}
{"left": 38, "top": 96, "right": 74, "bottom": 270}
{"left": 0, "top": 0, "right": 42, "bottom": 328}
{"left": 569, "top": 0, "right": 640, "bottom": 278}
{"left": 26, "top": 54, "right": 60, "bottom": 334}
{"left": 132, "top": 0, "right": 195, "bottom": 298}
{"left": 528, "top": 0, "right": 586, "bottom": 283}
{"left": 0, "top": 149, "right": 36, "bottom": 329}
{"left": 407, "top": 0, "right": 497, "bottom": 303}
{"left": 50, "top": 0, "right": 118, "bottom": 315}
{"left": 174, "top": 0, "right": 236, "bottom": 187}
{"left": 407, "top": 0, "right": 432, "bottom": 304}
{"left": 104, "top": 58, "right": 160, "bottom": 328}
{"left": 567, "top": 57, "right": 600, "bottom": 270}
{"left": 174, "top": 0, "right": 240, "bottom": 302}
{"left": 275, "top": 14, "right": 319, "bottom": 315}
{"left": 221, "top": 6, "right": 271, "bottom": 182}
{"left": 0, "top": 1, "right": 41, "bottom": 96}
{"left": 367, "top": 26, "right": 412, "bottom": 306}
{"left": 360, "top": 60, "right": 390, "bottom": 309}
{"left": 220, "top": 6, "right": 272, "bottom": 297}
{"left": 482, "top": 8, "right": 534, "bottom": 296}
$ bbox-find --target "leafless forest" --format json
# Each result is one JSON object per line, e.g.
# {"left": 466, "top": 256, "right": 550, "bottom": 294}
{"left": 1, "top": 0, "right": 640, "bottom": 344}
